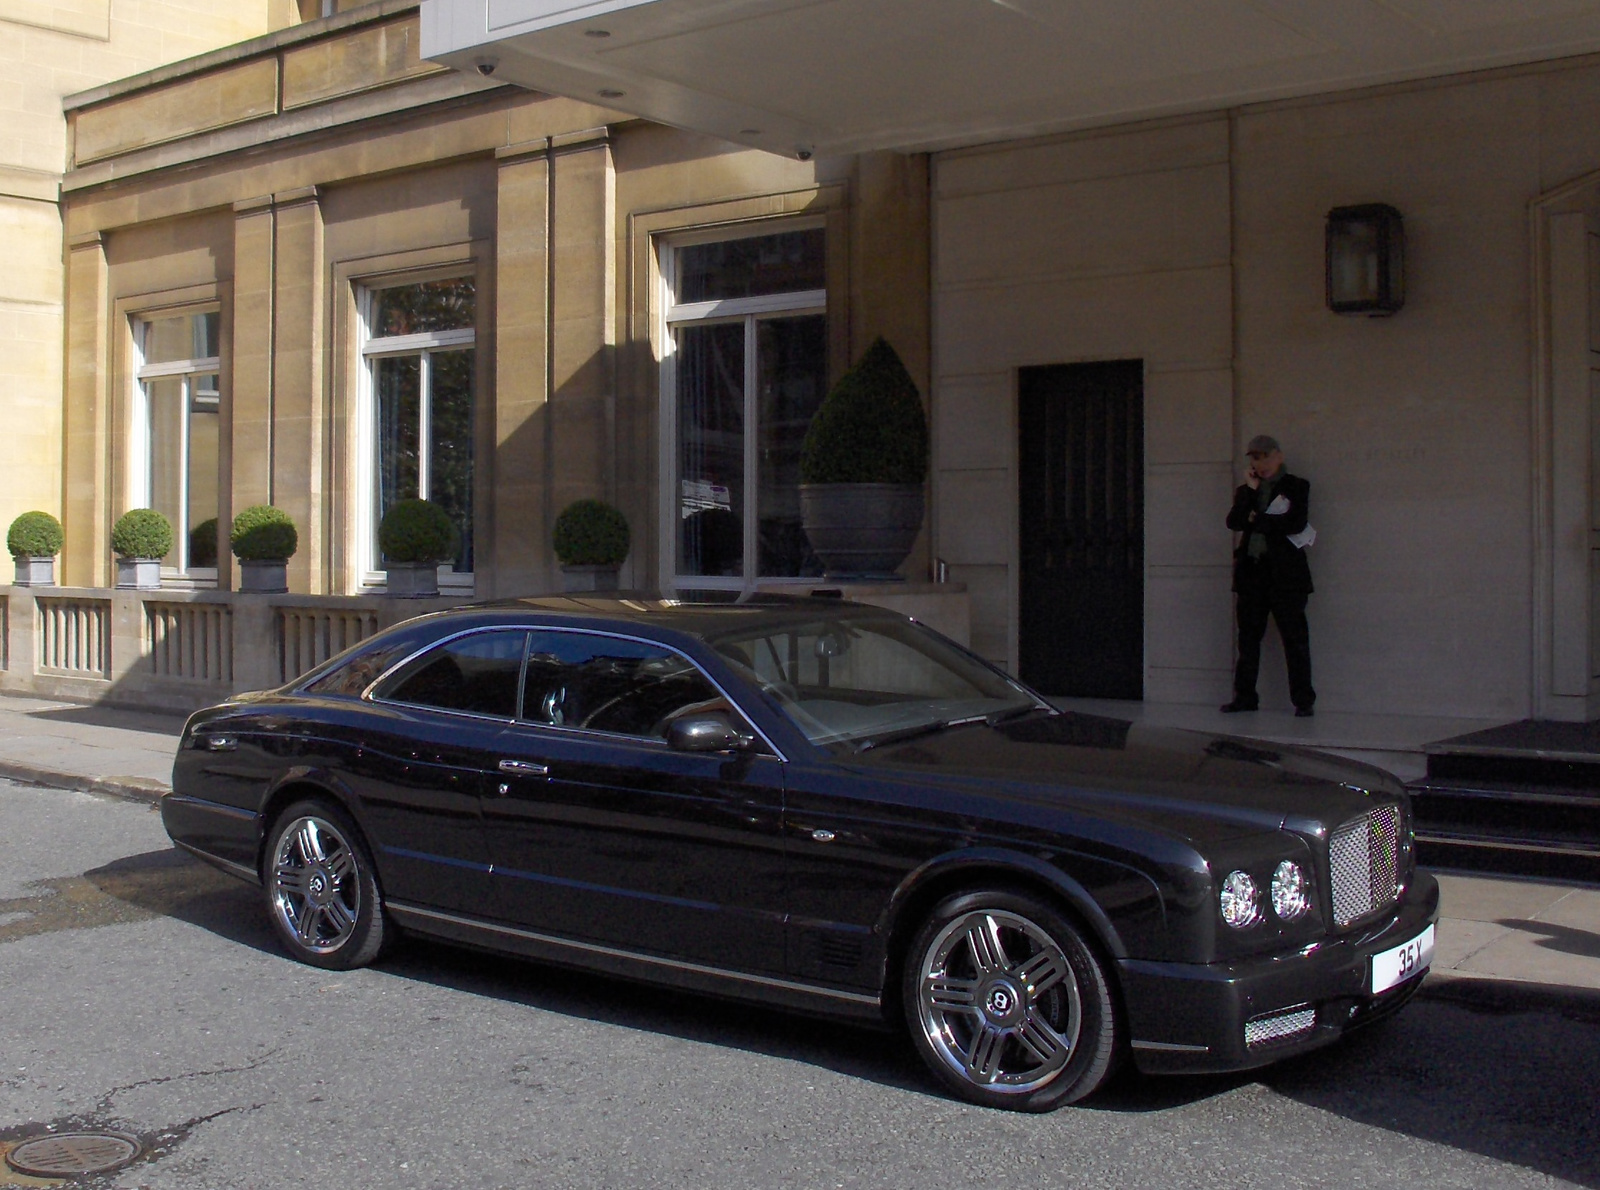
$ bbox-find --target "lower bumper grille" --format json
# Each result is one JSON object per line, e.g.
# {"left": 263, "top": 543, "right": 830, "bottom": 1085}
{"left": 1245, "top": 1004, "right": 1316, "bottom": 1049}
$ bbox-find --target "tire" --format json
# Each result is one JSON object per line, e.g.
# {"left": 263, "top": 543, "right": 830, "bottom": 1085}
{"left": 901, "top": 889, "right": 1119, "bottom": 1111}
{"left": 262, "top": 799, "right": 387, "bottom": 970}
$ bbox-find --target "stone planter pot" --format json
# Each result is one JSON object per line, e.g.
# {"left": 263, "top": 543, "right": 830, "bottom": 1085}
{"left": 799, "top": 483, "right": 925, "bottom": 578}
{"left": 237, "top": 559, "right": 288, "bottom": 594}
{"left": 115, "top": 557, "right": 162, "bottom": 590}
{"left": 386, "top": 561, "right": 440, "bottom": 598}
{"left": 12, "top": 556, "right": 55, "bottom": 587}
{"left": 561, "top": 564, "right": 620, "bottom": 593}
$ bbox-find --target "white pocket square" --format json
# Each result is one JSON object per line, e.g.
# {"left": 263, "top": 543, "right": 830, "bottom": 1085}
{"left": 1265, "top": 494, "right": 1291, "bottom": 516}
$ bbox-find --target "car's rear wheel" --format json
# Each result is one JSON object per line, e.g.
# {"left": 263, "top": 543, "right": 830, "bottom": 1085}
{"left": 902, "top": 889, "right": 1119, "bottom": 1111}
{"left": 263, "top": 799, "right": 386, "bottom": 970}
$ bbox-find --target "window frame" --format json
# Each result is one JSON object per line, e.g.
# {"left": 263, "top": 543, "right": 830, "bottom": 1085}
{"left": 369, "top": 626, "right": 530, "bottom": 723}
{"left": 659, "top": 219, "right": 828, "bottom": 593}
{"left": 129, "top": 309, "right": 223, "bottom": 584}
{"left": 355, "top": 277, "right": 477, "bottom": 593}
{"left": 363, "top": 623, "right": 785, "bottom": 756}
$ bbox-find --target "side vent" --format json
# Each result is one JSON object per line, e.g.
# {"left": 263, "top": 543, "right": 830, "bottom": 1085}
{"left": 801, "top": 930, "right": 865, "bottom": 978}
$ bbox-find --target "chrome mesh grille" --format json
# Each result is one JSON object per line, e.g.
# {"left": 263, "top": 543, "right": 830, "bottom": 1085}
{"left": 1245, "top": 1005, "right": 1316, "bottom": 1049}
{"left": 1329, "top": 806, "right": 1401, "bottom": 927}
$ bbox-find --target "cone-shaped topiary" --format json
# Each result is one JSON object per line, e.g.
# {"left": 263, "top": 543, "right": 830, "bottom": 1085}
{"left": 230, "top": 505, "right": 298, "bottom": 562}
{"left": 7, "top": 511, "right": 63, "bottom": 559}
{"left": 111, "top": 508, "right": 173, "bottom": 560}
{"left": 378, "top": 499, "right": 459, "bottom": 564}
{"left": 553, "top": 499, "right": 630, "bottom": 567}
{"left": 799, "top": 337, "right": 928, "bottom": 485}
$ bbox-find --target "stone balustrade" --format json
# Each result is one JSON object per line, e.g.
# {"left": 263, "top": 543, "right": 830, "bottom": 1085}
{"left": 0, "top": 581, "right": 971, "bottom": 713}
{"left": 0, "top": 587, "right": 469, "bottom": 713}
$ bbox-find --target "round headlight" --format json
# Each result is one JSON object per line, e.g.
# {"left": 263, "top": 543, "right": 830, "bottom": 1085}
{"left": 1271, "top": 860, "right": 1310, "bottom": 921}
{"left": 1219, "top": 870, "right": 1260, "bottom": 928}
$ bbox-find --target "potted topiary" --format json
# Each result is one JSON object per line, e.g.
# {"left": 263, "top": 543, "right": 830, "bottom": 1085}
{"left": 111, "top": 508, "right": 173, "bottom": 589}
{"left": 553, "top": 498, "right": 629, "bottom": 592}
{"left": 798, "top": 336, "right": 928, "bottom": 578}
{"left": 230, "top": 505, "right": 298, "bottom": 594}
{"left": 7, "top": 511, "right": 64, "bottom": 587}
{"left": 378, "top": 498, "right": 458, "bottom": 598}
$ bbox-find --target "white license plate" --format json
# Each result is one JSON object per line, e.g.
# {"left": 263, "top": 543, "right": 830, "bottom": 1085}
{"left": 1371, "top": 924, "right": 1435, "bottom": 994}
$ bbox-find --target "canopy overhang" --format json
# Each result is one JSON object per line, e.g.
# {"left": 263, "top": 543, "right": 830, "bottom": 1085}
{"left": 422, "top": 0, "right": 1600, "bottom": 156}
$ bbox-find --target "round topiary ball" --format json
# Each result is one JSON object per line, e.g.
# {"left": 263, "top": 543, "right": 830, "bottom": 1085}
{"left": 111, "top": 508, "right": 173, "bottom": 560}
{"left": 799, "top": 336, "right": 928, "bottom": 485}
{"left": 378, "top": 499, "right": 459, "bottom": 564}
{"left": 7, "top": 511, "right": 64, "bottom": 559}
{"left": 553, "top": 499, "right": 630, "bottom": 567}
{"left": 230, "top": 505, "right": 298, "bottom": 562}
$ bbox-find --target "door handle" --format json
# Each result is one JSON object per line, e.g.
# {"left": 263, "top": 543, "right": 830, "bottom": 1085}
{"left": 498, "top": 759, "right": 550, "bottom": 776}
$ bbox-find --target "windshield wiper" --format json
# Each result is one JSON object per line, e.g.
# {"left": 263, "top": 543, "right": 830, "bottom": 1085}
{"left": 853, "top": 714, "right": 991, "bottom": 753}
{"left": 985, "top": 704, "right": 1053, "bottom": 726}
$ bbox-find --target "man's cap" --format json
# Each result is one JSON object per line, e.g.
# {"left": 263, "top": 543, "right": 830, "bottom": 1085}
{"left": 1245, "top": 434, "right": 1281, "bottom": 456}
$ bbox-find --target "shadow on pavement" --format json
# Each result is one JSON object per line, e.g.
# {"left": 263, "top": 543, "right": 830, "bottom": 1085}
{"left": 23, "top": 703, "right": 187, "bottom": 736}
{"left": 75, "top": 847, "right": 1600, "bottom": 1181}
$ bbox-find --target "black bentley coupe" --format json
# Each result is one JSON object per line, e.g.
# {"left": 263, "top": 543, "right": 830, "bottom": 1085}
{"left": 163, "top": 595, "right": 1437, "bottom": 1111}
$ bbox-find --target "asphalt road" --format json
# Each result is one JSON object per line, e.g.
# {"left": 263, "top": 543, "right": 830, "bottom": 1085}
{"left": 1, "top": 778, "right": 1597, "bottom": 1190}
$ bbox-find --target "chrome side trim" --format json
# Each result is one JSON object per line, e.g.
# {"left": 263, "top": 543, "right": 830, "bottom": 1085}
{"left": 1130, "top": 1040, "right": 1212, "bottom": 1054}
{"left": 165, "top": 793, "right": 259, "bottom": 822}
{"left": 388, "top": 901, "right": 879, "bottom": 1008}
{"left": 172, "top": 839, "right": 260, "bottom": 884}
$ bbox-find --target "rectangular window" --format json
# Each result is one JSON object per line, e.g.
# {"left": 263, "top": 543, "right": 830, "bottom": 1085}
{"left": 358, "top": 277, "right": 476, "bottom": 588}
{"left": 664, "top": 226, "right": 827, "bottom": 587}
{"left": 133, "top": 311, "right": 222, "bottom": 580}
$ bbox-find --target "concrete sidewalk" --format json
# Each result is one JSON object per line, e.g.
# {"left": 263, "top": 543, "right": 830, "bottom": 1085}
{"left": 0, "top": 689, "right": 1595, "bottom": 1005}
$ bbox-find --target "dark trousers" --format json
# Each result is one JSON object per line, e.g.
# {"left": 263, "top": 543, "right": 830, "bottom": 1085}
{"left": 1233, "top": 562, "right": 1315, "bottom": 710}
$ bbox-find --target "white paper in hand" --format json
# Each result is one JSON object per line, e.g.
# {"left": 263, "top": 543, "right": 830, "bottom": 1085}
{"left": 1265, "top": 494, "right": 1291, "bottom": 516}
{"left": 1288, "top": 524, "right": 1316, "bottom": 549}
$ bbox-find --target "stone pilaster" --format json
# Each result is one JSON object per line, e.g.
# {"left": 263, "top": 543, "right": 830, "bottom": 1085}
{"left": 62, "top": 230, "right": 109, "bottom": 587}
{"left": 548, "top": 129, "right": 616, "bottom": 565}
{"left": 271, "top": 186, "right": 325, "bottom": 595}
{"left": 490, "top": 139, "right": 553, "bottom": 598}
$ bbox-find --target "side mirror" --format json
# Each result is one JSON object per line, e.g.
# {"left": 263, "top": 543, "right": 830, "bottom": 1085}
{"left": 667, "top": 713, "right": 750, "bottom": 753}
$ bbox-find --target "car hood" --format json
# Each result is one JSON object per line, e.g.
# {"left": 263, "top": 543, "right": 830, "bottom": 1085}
{"left": 846, "top": 711, "right": 1403, "bottom": 844}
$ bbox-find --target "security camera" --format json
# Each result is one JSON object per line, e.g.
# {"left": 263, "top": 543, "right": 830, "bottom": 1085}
{"left": 475, "top": 58, "right": 497, "bottom": 76}
{"left": 796, "top": 146, "right": 814, "bottom": 162}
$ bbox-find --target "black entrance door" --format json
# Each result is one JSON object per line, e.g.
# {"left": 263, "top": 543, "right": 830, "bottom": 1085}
{"left": 1018, "top": 360, "right": 1144, "bottom": 699}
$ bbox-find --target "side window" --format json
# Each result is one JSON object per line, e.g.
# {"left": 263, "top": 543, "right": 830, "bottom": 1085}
{"left": 521, "top": 632, "right": 733, "bottom": 739}
{"left": 377, "top": 631, "right": 527, "bottom": 718}
{"left": 303, "top": 635, "right": 424, "bottom": 697}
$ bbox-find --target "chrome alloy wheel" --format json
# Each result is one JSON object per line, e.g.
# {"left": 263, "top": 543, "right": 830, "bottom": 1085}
{"left": 269, "top": 815, "right": 362, "bottom": 955}
{"left": 915, "top": 909, "right": 1082, "bottom": 1094}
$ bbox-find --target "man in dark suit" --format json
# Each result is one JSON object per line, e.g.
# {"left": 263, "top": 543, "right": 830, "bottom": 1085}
{"left": 1223, "top": 435, "right": 1316, "bottom": 717}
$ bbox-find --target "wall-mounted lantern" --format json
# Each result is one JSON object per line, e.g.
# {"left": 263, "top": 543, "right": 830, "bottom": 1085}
{"left": 1326, "top": 203, "right": 1404, "bottom": 316}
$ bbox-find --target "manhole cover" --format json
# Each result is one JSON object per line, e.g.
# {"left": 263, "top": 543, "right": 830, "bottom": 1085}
{"left": 5, "top": 1131, "right": 140, "bottom": 1176}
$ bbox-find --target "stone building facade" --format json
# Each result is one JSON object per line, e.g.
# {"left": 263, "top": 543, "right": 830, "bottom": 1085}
{"left": 51, "top": 0, "right": 930, "bottom": 612}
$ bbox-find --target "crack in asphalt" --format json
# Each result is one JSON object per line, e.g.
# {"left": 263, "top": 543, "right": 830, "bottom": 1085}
{"left": 91, "top": 1049, "right": 282, "bottom": 1118}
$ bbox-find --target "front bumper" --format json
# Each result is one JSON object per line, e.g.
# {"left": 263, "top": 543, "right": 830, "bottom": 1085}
{"left": 1118, "top": 869, "right": 1440, "bottom": 1074}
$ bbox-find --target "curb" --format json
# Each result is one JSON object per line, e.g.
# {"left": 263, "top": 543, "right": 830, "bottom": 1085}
{"left": 0, "top": 761, "right": 168, "bottom": 806}
{"left": 1419, "top": 969, "right": 1600, "bottom": 1023}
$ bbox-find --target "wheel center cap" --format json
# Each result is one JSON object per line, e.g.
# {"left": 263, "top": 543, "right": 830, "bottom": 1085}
{"left": 307, "top": 870, "right": 330, "bottom": 905}
{"left": 981, "top": 978, "right": 1025, "bottom": 1026}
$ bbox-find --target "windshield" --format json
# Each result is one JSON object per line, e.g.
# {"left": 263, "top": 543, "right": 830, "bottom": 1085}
{"left": 707, "top": 615, "right": 1039, "bottom": 749}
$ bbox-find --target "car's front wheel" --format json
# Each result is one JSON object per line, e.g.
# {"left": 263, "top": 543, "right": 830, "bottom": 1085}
{"left": 902, "top": 889, "right": 1119, "bottom": 1111}
{"left": 263, "top": 799, "right": 387, "bottom": 970}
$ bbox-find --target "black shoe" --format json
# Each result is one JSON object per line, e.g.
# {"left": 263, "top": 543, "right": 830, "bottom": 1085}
{"left": 1220, "top": 700, "right": 1259, "bottom": 713}
{"left": 1295, "top": 706, "right": 1314, "bottom": 718}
